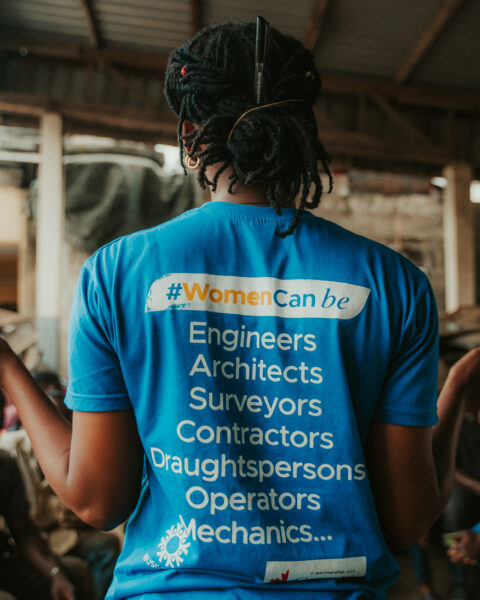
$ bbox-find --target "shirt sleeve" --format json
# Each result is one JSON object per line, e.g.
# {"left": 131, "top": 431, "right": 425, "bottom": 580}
{"left": 375, "top": 280, "right": 439, "bottom": 427}
{"left": 65, "top": 250, "right": 131, "bottom": 412}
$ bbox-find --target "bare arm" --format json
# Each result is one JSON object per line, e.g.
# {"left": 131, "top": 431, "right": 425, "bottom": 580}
{"left": 9, "top": 515, "right": 77, "bottom": 600}
{"left": 454, "top": 470, "right": 480, "bottom": 496}
{"left": 0, "top": 340, "right": 144, "bottom": 529}
{"left": 366, "top": 348, "right": 480, "bottom": 550}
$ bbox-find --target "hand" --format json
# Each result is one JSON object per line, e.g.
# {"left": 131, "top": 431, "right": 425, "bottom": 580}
{"left": 448, "top": 348, "right": 480, "bottom": 412}
{"left": 447, "top": 529, "right": 480, "bottom": 567}
{"left": 50, "top": 571, "right": 76, "bottom": 600}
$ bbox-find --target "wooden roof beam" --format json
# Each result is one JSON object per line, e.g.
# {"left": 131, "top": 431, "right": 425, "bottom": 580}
{"left": 395, "top": 0, "right": 465, "bottom": 84}
{"left": 0, "top": 93, "right": 177, "bottom": 135}
{"left": 79, "top": 0, "right": 101, "bottom": 48}
{"left": 0, "top": 40, "right": 168, "bottom": 70}
{"left": 321, "top": 129, "right": 455, "bottom": 167}
{"left": 100, "top": 62, "right": 162, "bottom": 111}
{"left": 369, "top": 95, "right": 431, "bottom": 145}
{"left": 1, "top": 93, "right": 477, "bottom": 172}
{"left": 2, "top": 40, "right": 479, "bottom": 111}
{"left": 321, "top": 74, "right": 479, "bottom": 111}
{"left": 304, "top": 0, "right": 330, "bottom": 52}
{"left": 78, "top": 0, "right": 163, "bottom": 113}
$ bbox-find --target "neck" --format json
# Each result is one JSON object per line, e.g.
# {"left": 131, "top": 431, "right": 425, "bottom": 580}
{"left": 206, "top": 164, "right": 270, "bottom": 206}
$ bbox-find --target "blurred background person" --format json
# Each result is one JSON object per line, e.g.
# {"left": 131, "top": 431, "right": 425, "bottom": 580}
{"left": 0, "top": 392, "right": 94, "bottom": 600}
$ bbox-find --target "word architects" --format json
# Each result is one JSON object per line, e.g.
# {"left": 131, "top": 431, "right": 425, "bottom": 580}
{"left": 189, "top": 353, "right": 323, "bottom": 384}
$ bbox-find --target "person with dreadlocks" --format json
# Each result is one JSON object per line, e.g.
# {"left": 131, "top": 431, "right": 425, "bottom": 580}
{"left": 168, "top": 18, "right": 332, "bottom": 237}
{"left": 1, "top": 17, "right": 480, "bottom": 600}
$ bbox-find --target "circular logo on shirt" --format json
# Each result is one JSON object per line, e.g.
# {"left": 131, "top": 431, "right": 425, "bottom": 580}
{"left": 157, "top": 520, "right": 191, "bottom": 567}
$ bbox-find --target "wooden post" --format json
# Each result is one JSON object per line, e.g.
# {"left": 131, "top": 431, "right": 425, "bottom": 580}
{"left": 443, "top": 162, "right": 475, "bottom": 312}
{"left": 36, "top": 113, "right": 64, "bottom": 369}
{"left": 17, "top": 193, "right": 36, "bottom": 320}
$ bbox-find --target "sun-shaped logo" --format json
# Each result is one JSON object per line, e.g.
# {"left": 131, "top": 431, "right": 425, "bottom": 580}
{"left": 156, "top": 520, "right": 191, "bottom": 568}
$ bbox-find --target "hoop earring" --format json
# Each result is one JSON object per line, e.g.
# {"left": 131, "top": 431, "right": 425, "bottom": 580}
{"left": 185, "top": 155, "right": 200, "bottom": 170}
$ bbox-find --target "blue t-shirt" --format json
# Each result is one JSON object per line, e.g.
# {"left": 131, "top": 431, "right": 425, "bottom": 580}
{"left": 66, "top": 201, "right": 438, "bottom": 599}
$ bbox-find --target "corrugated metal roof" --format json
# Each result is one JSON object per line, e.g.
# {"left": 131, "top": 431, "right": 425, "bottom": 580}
{"left": 314, "top": 0, "right": 448, "bottom": 78}
{"left": 202, "top": 0, "right": 311, "bottom": 42}
{"left": 94, "top": 0, "right": 191, "bottom": 52}
{"left": 411, "top": 0, "right": 480, "bottom": 91}
{"left": 0, "top": 0, "right": 89, "bottom": 43}
{"left": 0, "top": 0, "right": 479, "bottom": 91}
{"left": 3, "top": 55, "right": 167, "bottom": 108}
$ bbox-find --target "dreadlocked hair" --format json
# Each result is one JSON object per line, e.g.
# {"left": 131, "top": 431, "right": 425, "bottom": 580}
{"left": 164, "top": 21, "right": 333, "bottom": 236}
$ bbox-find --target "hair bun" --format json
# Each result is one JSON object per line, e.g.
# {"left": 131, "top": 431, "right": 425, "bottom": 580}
{"left": 164, "top": 21, "right": 332, "bottom": 236}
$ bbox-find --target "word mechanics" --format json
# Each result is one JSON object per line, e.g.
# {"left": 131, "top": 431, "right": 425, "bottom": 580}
{"left": 145, "top": 273, "right": 370, "bottom": 319}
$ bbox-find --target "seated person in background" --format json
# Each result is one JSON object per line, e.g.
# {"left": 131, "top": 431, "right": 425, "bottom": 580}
{"left": 0, "top": 448, "right": 94, "bottom": 600}
{"left": 408, "top": 409, "right": 480, "bottom": 600}
{"left": 1, "top": 389, "right": 20, "bottom": 431}
{"left": 30, "top": 370, "right": 121, "bottom": 600}
{"left": 412, "top": 410, "right": 480, "bottom": 600}
{"left": 443, "top": 412, "right": 480, "bottom": 537}
{"left": 443, "top": 412, "right": 480, "bottom": 581}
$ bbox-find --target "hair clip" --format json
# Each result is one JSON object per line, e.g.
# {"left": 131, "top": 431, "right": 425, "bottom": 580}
{"left": 180, "top": 65, "right": 188, "bottom": 77}
{"left": 254, "top": 16, "right": 270, "bottom": 104}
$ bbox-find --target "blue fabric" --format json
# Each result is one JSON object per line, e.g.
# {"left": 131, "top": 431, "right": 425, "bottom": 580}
{"left": 65, "top": 202, "right": 439, "bottom": 599}
{"left": 407, "top": 543, "right": 432, "bottom": 585}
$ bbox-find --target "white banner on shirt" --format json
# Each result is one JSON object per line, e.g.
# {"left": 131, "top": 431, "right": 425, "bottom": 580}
{"left": 145, "top": 273, "right": 370, "bottom": 320}
{"left": 264, "top": 556, "right": 367, "bottom": 583}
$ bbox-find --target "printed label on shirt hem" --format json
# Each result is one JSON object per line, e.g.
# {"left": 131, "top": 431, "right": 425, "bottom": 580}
{"left": 264, "top": 556, "right": 367, "bottom": 583}
{"left": 145, "top": 273, "right": 370, "bottom": 319}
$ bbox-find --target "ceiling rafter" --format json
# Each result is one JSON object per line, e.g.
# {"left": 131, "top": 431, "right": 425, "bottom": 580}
{"left": 76, "top": 1, "right": 163, "bottom": 111}
{"left": 79, "top": 0, "right": 101, "bottom": 48}
{"left": 0, "top": 40, "right": 169, "bottom": 70}
{"left": 102, "top": 64, "right": 163, "bottom": 110}
{"left": 321, "top": 74, "right": 479, "bottom": 111}
{"left": 0, "top": 93, "right": 177, "bottom": 135}
{"left": 369, "top": 95, "right": 431, "bottom": 145}
{"left": 4, "top": 40, "right": 479, "bottom": 111}
{"left": 304, "top": 0, "right": 330, "bottom": 52}
{"left": 4, "top": 37, "right": 480, "bottom": 111}
{"left": 0, "top": 92, "right": 477, "bottom": 176}
{"left": 100, "top": 62, "right": 160, "bottom": 112}
{"left": 395, "top": 0, "right": 465, "bottom": 84}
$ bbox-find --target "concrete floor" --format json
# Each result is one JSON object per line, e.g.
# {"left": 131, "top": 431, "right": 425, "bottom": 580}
{"left": 388, "top": 551, "right": 480, "bottom": 600}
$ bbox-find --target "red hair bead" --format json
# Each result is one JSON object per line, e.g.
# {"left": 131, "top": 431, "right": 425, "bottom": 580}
{"left": 180, "top": 65, "right": 187, "bottom": 77}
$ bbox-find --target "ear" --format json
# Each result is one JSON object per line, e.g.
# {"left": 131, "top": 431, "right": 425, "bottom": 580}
{"left": 182, "top": 121, "right": 198, "bottom": 155}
